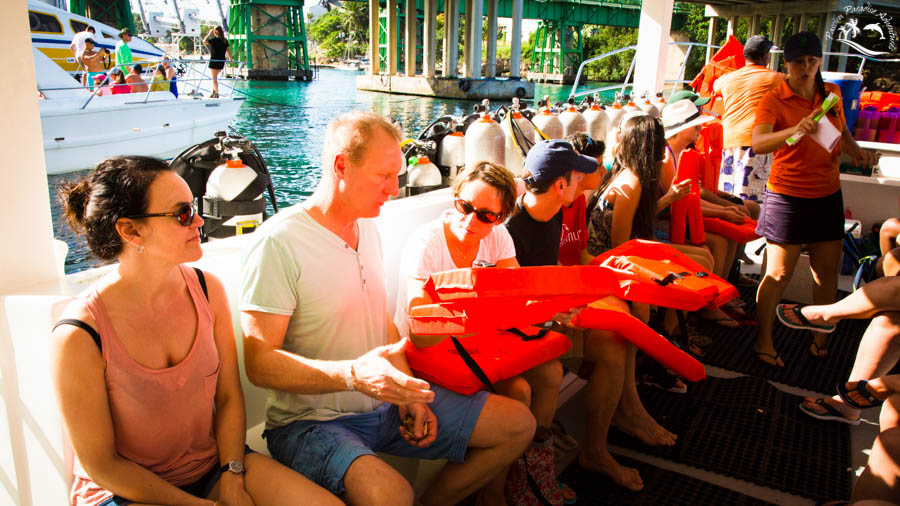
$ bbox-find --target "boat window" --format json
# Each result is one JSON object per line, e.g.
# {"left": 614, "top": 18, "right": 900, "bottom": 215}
{"left": 70, "top": 20, "right": 90, "bottom": 34}
{"left": 103, "top": 31, "right": 118, "bottom": 40}
{"left": 29, "top": 11, "right": 63, "bottom": 34}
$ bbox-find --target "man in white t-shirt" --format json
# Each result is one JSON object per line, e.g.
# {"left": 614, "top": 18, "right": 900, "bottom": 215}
{"left": 71, "top": 26, "right": 96, "bottom": 87}
{"left": 240, "top": 111, "right": 534, "bottom": 505}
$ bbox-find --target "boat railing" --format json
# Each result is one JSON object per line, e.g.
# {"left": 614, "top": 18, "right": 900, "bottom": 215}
{"left": 41, "top": 56, "right": 248, "bottom": 109}
{"left": 569, "top": 42, "right": 900, "bottom": 101}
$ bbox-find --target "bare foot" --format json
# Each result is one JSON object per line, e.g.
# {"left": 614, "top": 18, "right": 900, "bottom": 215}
{"left": 579, "top": 451, "right": 644, "bottom": 491}
{"left": 801, "top": 395, "right": 860, "bottom": 421}
{"left": 612, "top": 410, "right": 677, "bottom": 446}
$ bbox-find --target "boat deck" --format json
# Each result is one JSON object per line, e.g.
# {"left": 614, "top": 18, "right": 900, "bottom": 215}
{"left": 552, "top": 253, "right": 880, "bottom": 505}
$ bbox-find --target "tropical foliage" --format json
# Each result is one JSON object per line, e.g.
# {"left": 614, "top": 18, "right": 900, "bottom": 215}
{"left": 308, "top": 3, "right": 369, "bottom": 60}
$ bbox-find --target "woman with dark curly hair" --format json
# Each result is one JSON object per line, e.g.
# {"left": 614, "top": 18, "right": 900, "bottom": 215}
{"left": 53, "top": 156, "right": 338, "bottom": 506}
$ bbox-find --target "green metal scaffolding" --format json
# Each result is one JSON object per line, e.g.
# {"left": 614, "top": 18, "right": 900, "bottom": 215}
{"left": 228, "top": 0, "right": 311, "bottom": 72}
{"left": 69, "top": 0, "right": 135, "bottom": 34}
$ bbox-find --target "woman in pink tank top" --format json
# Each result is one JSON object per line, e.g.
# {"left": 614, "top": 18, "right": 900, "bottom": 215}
{"left": 52, "top": 157, "right": 340, "bottom": 506}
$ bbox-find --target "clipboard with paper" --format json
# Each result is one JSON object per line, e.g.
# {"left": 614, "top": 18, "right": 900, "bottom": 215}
{"left": 785, "top": 92, "right": 842, "bottom": 152}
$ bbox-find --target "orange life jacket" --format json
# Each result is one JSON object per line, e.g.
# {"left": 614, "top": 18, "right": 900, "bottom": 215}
{"left": 861, "top": 91, "right": 900, "bottom": 112}
{"left": 670, "top": 148, "right": 706, "bottom": 245}
{"left": 702, "top": 215, "right": 760, "bottom": 243}
{"left": 572, "top": 298, "right": 706, "bottom": 382}
{"left": 406, "top": 266, "right": 618, "bottom": 394}
{"left": 405, "top": 326, "right": 572, "bottom": 395}
{"left": 695, "top": 123, "right": 724, "bottom": 191}
{"left": 690, "top": 35, "right": 745, "bottom": 116}
{"left": 591, "top": 239, "right": 738, "bottom": 310}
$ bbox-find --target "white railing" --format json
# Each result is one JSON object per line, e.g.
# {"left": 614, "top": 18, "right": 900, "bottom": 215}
{"left": 568, "top": 42, "right": 900, "bottom": 101}
{"left": 39, "top": 56, "right": 248, "bottom": 109}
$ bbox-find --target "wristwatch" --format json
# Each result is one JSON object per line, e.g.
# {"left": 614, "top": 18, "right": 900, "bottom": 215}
{"left": 220, "top": 460, "right": 245, "bottom": 475}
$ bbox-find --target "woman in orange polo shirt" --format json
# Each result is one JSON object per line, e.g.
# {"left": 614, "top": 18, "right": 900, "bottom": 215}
{"left": 751, "top": 32, "right": 878, "bottom": 367}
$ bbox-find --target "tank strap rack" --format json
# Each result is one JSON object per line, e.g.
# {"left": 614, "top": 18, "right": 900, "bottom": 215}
{"left": 201, "top": 197, "right": 268, "bottom": 220}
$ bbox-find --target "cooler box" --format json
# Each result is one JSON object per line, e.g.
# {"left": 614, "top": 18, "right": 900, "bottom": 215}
{"left": 823, "top": 72, "right": 864, "bottom": 132}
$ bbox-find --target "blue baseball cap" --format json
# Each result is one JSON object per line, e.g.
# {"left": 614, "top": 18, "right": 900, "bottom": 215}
{"left": 523, "top": 139, "right": 598, "bottom": 184}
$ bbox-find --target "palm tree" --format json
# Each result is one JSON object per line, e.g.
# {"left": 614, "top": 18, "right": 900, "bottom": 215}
{"left": 838, "top": 18, "right": 860, "bottom": 40}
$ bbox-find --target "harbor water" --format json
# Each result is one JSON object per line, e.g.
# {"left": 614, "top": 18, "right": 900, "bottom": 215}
{"left": 48, "top": 69, "right": 620, "bottom": 274}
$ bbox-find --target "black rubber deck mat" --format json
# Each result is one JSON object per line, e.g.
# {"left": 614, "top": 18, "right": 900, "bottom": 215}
{"left": 559, "top": 455, "right": 774, "bottom": 506}
{"left": 608, "top": 375, "right": 851, "bottom": 502}
{"left": 690, "top": 280, "right": 869, "bottom": 394}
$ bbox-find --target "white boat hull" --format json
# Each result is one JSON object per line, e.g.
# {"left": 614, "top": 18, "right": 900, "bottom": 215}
{"left": 40, "top": 93, "right": 245, "bottom": 174}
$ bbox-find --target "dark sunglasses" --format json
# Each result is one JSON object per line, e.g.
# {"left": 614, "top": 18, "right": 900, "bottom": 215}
{"left": 454, "top": 198, "right": 502, "bottom": 224}
{"left": 127, "top": 202, "right": 197, "bottom": 226}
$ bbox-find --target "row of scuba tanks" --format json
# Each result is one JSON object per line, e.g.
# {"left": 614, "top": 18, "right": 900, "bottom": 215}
{"left": 402, "top": 91, "right": 668, "bottom": 194}
{"left": 168, "top": 91, "right": 669, "bottom": 240}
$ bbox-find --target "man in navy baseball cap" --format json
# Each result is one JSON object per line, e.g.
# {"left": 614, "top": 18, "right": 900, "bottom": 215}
{"left": 523, "top": 139, "right": 598, "bottom": 186}
{"left": 507, "top": 139, "right": 597, "bottom": 266}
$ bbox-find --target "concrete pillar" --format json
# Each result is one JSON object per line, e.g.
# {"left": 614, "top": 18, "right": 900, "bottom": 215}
{"left": 559, "top": 24, "right": 567, "bottom": 73}
{"left": 465, "top": 0, "right": 482, "bottom": 78}
{"left": 633, "top": 0, "right": 674, "bottom": 98}
{"left": 771, "top": 14, "right": 785, "bottom": 70}
{"left": 368, "top": 0, "right": 379, "bottom": 74}
{"left": 822, "top": 11, "right": 836, "bottom": 71}
{"left": 798, "top": 13, "right": 809, "bottom": 32}
{"left": 726, "top": 16, "right": 737, "bottom": 38}
{"left": 445, "top": 0, "right": 459, "bottom": 77}
{"left": 387, "top": 0, "right": 399, "bottom": 74}
{"left": 749, "top": 14, "right": 760, "bottom": 37}
{"left": 463, "top": 0, "right": 472, "bottom": 76}
{"left": 486, "top": 0, "right": 498, "bottom": 78}
{"left": 706, "top": 17, "right": 718, "bottom": 63}
{"left": 0, "top": 1, "right": 58, "bottom": 289}
{"left": 405, "top": 0, "right": 416, "bottom": 76}
{"left": 510, "top": 0, "right": 522, "bottom": 78}
{"left": 423, "top": 0, "right": 436, "bottom": 77}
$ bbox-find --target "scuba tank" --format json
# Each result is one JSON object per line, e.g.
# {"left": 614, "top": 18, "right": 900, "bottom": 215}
{"left": 204, "top": 146, "right": 265, "bottom": 239}
{"left": 651, "top": 92, "right": 667, "bottom": 114}
{"left": 401, "top": 137, "right": 443, "bottom": 196}
{"left": 437, "top": 128, "right": 466, "bottom": 178}
{"left": 582, "top": 93, "right": 609, "bottom": 144}
{"left": 532, "top": 95, "right": 563, "bottom": 142}
{"left": 464, "top": 99, "right": 506, "bottom": 173}
{"left": 407, "top": 155, "right": 443, "bottom": 196}
{"left": 604, "top": 93, "right": 626, "bottom": 159}
{"left": 170, "top": 132, "right": 277, "bottom": 241}
{"left": 559, "top": 97, "right": 587, "bottom": 137}
{"left": 637, "top": 91, "right": 660, "bottom": 118}
{"left": 623, "top": 93, "right": 641, "bottom": 114}
{"left": 502, "top": 97, "right": 535, "bottom": 176}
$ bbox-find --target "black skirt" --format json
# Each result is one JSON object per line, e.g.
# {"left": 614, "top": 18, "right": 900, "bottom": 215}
{"left": 756, "top": 189, "right": 844, "bottom": 244}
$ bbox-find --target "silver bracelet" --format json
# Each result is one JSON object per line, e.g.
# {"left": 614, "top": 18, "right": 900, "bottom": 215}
{"left": 344, "top": 361, "right": 356, "bottom": 392}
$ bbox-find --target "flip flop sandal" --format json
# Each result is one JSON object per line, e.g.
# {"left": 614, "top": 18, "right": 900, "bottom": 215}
{"left": 837, "top": 379, "right": 885, "bottom": 410}
{"left": 723, "top": 300, "right": 748, "bottom": 317}
{"left": 755, "top": 351, "right": 784, "bottom": 368}
{"left": 776, "top": 304, "right": 837, "bottom": 333}
{"left": 557, "top": 480, "right": 577, "bottom": 504}
{"left": 799, "top": 399, "right": 860, "bottom": 425}
{"left": 551, "top": 420, "right": 579, "bottom": 452}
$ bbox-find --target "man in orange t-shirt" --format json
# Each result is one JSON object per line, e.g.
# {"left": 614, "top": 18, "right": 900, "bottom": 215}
{"left": 714, "top": 35, "right": 783, "bottom": 202}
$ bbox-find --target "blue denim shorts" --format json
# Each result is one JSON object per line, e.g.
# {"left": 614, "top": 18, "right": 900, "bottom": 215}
{"left": 264, "top": 385, "right": 489, "bottom": 497}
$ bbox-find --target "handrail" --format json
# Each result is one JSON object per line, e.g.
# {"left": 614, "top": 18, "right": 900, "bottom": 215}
{"left": 568, "top": 41, "right": 893, "bottom": 102}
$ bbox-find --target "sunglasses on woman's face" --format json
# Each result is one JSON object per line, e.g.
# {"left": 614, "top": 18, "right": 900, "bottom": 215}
{"left": 127, "top": 202, "right": 197, "bottom": 226}
{"left": 454, "top": 198, "right": 502, "bottom": 224}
